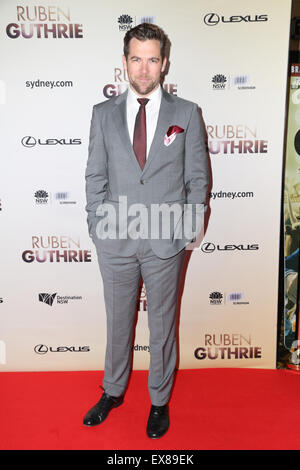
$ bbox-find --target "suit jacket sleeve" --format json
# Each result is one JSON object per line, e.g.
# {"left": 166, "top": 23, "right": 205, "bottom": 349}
{"left": 85, "top": 105, "right": 108, "bottom": 237}
{"left": 183, "top": 103, "right": 209, "bottom": 241}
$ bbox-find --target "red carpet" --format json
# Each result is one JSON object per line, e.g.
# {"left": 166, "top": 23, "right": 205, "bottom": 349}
{"left": 1, "top": 368, "right": 300, "bottom": 450}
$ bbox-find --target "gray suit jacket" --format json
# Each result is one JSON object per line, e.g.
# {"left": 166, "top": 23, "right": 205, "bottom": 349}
{"left": 85, "top": 88, "right": 209, "bottom": 259}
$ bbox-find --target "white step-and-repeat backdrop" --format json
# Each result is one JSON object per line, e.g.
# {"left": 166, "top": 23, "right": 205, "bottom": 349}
{"left": 0, "top": 0, "right": 291, "bottom": 371}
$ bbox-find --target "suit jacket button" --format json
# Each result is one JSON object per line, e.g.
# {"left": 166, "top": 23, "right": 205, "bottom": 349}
{"left": 140, "top": 179, "right": 146, "bottom": 184}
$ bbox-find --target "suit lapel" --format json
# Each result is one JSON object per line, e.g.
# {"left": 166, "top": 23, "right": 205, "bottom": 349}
{"left": 112, "top": 90, "right": 143, "bottom": 174}
{"left": 142, "top": 89, "right": 175, "bottom": 175}
{"left": 112, "top": 88, "right": 176, "bottom": 175}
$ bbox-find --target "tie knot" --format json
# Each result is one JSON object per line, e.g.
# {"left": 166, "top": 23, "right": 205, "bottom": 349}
{"left": 137, "top": 98, "right": 149, "bottom": 107}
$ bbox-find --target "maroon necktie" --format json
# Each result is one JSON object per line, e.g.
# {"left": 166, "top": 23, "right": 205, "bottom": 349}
{"left": 133, "top": 98, "right": 149, "bottom": 170}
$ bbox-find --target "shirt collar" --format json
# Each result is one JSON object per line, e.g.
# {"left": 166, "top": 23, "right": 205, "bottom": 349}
{"left": 127, "top": 84, "right": 162, "bottom": 109}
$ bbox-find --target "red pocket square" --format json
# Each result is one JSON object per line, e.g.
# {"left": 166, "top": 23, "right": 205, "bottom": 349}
{"left": 167, "top": 125, "right": 184, "bottom": 137}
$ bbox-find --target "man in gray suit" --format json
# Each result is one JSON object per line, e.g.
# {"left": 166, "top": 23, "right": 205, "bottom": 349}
{"left": 84, "top": 23, "right": 208, "bottom": 439}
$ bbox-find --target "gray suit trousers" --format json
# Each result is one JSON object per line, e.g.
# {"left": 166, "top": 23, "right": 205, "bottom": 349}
{"left": 95, "top": 238, "right": 186, "bottom": 406}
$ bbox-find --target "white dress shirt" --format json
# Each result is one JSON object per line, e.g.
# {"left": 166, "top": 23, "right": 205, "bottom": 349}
{"left": 126, "top": 85, "right": 162, "bottom": 158}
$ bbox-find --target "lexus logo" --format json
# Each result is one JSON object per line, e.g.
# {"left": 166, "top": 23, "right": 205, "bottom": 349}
{"left": 22, "top": 136, "right": 37, "bottom": 147}
{"left": 204, "top": 13, "right": 220, "bottom": 26}
{"left": 34, "top": 344, "right": 90, "bottom": 354}
{"left": 204, "top": 13, "right": 268, "bottom": 26}
{"left": 201, "top": 242, "right": 259, "bottom": 252}
{"left": 201, "top": 242, "right": 216, "bottom": 253}
{"left": 34, "top": 344, "right": 48, "bottom": 354}
{"left": 21, "top": 136, "right": 81, "bottom": 147}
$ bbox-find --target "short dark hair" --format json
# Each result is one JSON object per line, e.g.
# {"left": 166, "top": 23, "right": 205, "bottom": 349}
{"left": 123, "top": 23, "right": 168, "bottom": 61}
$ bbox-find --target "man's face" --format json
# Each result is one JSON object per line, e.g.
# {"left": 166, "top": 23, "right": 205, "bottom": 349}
{"left": 122, "top": 38, "right": 167, "bottom": 97}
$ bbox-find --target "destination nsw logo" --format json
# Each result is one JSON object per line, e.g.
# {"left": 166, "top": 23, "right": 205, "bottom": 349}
{"left": 39, "top": 292, "right": 82, "bottom": 305}
{"left": 22, "top": 235, "right": 91, "bottom": 263}
{"left": 6, "top": 5, "right": 83, "bottom": 39}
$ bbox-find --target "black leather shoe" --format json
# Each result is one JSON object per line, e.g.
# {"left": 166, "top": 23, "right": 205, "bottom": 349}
{"left": 83, "top": 389, "right": 123, "bottom": 426}
{"left": 146, "top": 405, "right": 169, "bottom": 439}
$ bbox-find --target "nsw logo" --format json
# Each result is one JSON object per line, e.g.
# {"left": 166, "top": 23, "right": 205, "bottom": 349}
{"left": 212, "top": 74, "right": 228, "bottom": 90}
{"left": 209, "top": 291, "right": 223, "bottom": 305}
{"left": 35, "top": 190, "right": 49, "bottom": 205}
{"left": 118, "top": 14, "right": 135, "bottom": 31}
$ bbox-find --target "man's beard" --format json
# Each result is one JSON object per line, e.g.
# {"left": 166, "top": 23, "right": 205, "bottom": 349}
{"left": 129, "top": 77, "right": 159, "bottom": 96}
